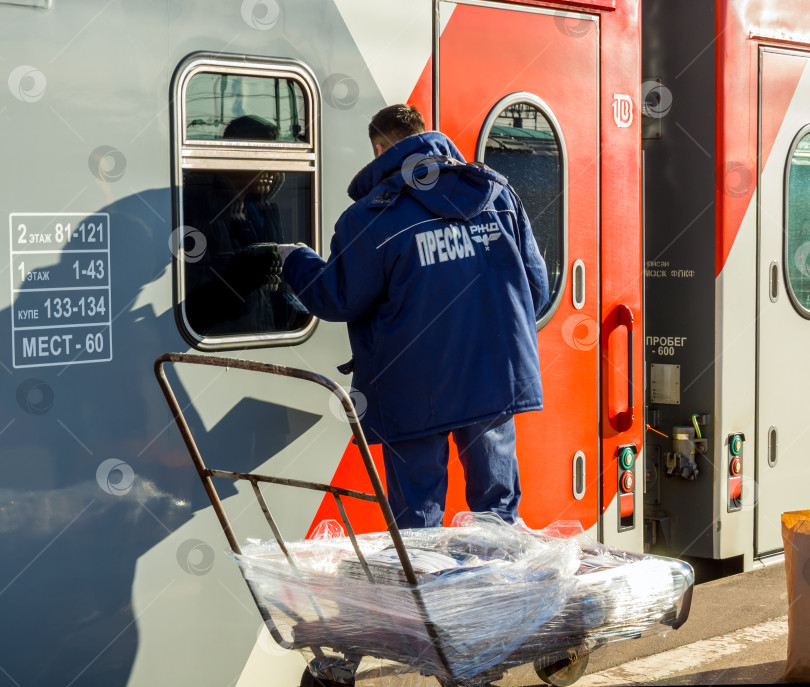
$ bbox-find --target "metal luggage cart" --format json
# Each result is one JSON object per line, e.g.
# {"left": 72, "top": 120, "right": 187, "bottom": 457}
{"left": 154, "top": 353, "right": 654, "bottom": 687}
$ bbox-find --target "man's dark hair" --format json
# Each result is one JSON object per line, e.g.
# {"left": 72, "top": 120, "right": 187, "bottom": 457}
{"left": 223, "top": 114, "right": 279, "bottom": 141}
{"left": 368, "top": 104, "right": 426, "bottom": 149}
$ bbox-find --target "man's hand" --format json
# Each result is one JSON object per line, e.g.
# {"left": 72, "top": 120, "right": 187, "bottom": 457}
{"left": 240, "top": 243, "right": 307, "bottom": 292}
{"left": 242, "top": 243, "right": 283, "bottom": 291}
{"left": 276, "top": 242, "right": 308, "bottom": 264}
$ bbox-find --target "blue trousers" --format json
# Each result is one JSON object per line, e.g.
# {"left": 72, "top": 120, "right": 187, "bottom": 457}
{"left": 381, "top": 415, "right": 521, "bottom": 528}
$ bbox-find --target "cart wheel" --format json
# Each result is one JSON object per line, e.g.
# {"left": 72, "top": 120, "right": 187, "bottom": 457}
{"left": 299, "top": 668, "right": 354, "bottom": 687}
{"left": 534, "top": 653, "right": 590, "bottom": 687}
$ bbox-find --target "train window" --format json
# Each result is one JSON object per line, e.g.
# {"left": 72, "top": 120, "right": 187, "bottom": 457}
{"left": 477, "top": 93, "right": 566, "bottom": 328}
{"left": 785, "top": 128, "right": 810, "bottom": 319}
{"left": 185, "top": 73, "right": 308, "bottom": 144}
{"left": 171, "top": 55, "right": 319, "bottom": 349}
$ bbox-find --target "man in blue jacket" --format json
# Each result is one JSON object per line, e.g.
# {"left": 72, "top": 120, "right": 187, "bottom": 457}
{"left": 278, "top": 104, "right": 548, "bottom": 528}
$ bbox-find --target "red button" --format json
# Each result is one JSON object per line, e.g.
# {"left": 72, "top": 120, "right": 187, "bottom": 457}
{"left": 621, "top": 470, "right": 634, "bottom": 492}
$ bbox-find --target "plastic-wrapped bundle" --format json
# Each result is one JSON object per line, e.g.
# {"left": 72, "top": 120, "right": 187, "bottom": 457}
{"left": 234, "top": 513, "right": 580, "bottom": 682}
{"left": 233, "top": 514, "right": 693, "bottom": 683}
{"left": 515, "top": 521, "right": 695, "bottom": 669}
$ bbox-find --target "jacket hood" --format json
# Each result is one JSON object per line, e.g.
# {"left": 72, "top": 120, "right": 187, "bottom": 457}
{"left": 347, "top": 131, "right": 508, "bottom": 221}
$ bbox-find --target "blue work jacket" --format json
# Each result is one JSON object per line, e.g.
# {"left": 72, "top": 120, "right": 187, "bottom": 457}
{"left": 283, "top": 131, "right": 549, "bottom": 442}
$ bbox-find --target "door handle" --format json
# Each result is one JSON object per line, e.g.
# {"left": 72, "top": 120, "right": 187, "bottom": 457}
{"left": 609, "top": 304, "right": 634, "bottom": 432}
{"left": 769, "top": 261, "right": 779, "bottom": 302}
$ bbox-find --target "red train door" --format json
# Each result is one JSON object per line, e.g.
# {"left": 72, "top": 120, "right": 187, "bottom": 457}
{"left": 435, "top": 2, "right": 600, "bottom": 531}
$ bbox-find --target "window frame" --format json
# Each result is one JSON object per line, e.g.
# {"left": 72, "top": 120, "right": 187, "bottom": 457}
{"left": 783, "top": 123, "right": 810, "bottom": 320}
{"left": 171, "top": 52, "right": 321, "bottom": 350}
{"left": 475, "top": 92, "right": 568, "bottom": 330}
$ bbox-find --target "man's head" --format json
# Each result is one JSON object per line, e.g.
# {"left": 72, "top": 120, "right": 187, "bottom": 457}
{"left": 368, "top": 104, "right": 426, "bottom": 158}
{"left": 223, "top": 116, "right": 283, "bottom": 200}
{"left": 223, "top": 114, "right": 279, "bottom": 141}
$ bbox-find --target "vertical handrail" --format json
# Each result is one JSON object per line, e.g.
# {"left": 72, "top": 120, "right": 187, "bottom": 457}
{"left": 608, "top": 304, "right": 635, "bottom": 433}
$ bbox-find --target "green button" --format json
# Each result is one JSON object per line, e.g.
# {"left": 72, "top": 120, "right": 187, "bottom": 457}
{"left": 620, "top": 448, "right": 635, "bottom": 470}
{"left": 731, "top": 435, "right": 742, "bottom": 456}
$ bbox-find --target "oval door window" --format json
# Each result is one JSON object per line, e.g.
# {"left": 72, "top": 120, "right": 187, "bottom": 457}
{"left": 477, "top": 93, "right": 566, "bottom": 328}
{"left": 785, "top": 127, "right": 810, "bottom": 318}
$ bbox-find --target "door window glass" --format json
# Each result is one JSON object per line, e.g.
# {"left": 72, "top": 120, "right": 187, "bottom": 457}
{"left": 785, "top": 129, "right": 810, "bottom": 317}
{"left": 478, "top": 95, "right": 565, "bottom": 326}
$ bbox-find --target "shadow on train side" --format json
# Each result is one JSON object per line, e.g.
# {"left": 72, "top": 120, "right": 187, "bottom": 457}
{"left": 0, "top": 189, "right": 320, "bottom": 686}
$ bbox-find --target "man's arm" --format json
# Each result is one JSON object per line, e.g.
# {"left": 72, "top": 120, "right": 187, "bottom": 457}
{"left": 280, "top": 210, "right": 386, "bottom": 322}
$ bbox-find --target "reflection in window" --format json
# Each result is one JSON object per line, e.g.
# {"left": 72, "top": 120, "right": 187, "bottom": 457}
{"left": 786, "top": 131, "right": 810, "bottom": 316}
{"left": 185, "top": 73, "right": 308, "bottom": 142}
{"left": 183, "top": 168, "right": 311, "bottom": 336}
{"left": 482, "top": 101, "right": 563, "bottom": 323}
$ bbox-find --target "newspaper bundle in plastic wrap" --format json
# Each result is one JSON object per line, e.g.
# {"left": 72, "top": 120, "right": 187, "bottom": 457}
{"left": 520, "top": 521, "right": 694, "bottom": 670}
{"left": 233, "top": 513, "right": 694, "bottom": 683}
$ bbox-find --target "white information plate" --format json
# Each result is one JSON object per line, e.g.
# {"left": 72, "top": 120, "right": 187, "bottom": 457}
{"left": 9, "top": 213, "right": 113, "bottom": 368}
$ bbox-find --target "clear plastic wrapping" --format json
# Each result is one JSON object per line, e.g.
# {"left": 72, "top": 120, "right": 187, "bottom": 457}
{"left": 233, "top": 513, "right": 693, "bottom": 683}
{"left": 513, "top": 520, "right": 695, "bottom": 670}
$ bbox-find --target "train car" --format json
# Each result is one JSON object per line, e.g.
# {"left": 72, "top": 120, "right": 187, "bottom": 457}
{"left": 1, "top": 0, "right": 643, "bottom": 685}
{"left": 642, "top": 0, "right": 810, "bottom": 572}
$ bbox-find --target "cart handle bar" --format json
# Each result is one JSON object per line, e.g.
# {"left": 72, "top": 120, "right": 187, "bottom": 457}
{"left": 153, "top": 352, "right": 419, "bottom": 586}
